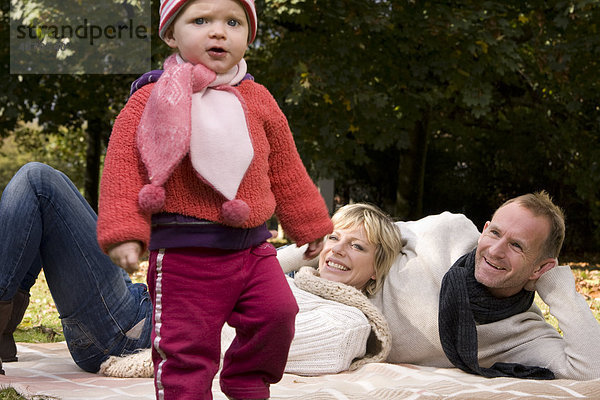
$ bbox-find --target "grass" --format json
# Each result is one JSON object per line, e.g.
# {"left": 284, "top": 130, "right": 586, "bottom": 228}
{"left": 0, "top": 387, "right": 58, "bottom": 400}
{"left": 2, "top": 260, "right": 599, "bottom": 399}
{"left": 13, "top": 273, "right": 63, "bottom": 344}
{"left": 0, "top": 388, "right": 47, "bottom": 400}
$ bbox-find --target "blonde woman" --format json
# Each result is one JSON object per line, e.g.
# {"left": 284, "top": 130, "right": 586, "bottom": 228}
{"left": 258, "top": 203, "right": 404, "bottom": 375}
{"left": 102, "top": 203, "right": 403, "bottom": 377}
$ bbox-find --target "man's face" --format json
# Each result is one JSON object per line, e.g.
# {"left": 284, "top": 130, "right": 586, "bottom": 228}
{"left": 474, "top": 202, "right": 553, "bottom": 297}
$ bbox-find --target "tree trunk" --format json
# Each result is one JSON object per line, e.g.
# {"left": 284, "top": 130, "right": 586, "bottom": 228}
{"left": 84, "top": 118, "right": 106, "bottom": 211}
{"left": 394, "top": 112, "right": 430, "bottom": 220}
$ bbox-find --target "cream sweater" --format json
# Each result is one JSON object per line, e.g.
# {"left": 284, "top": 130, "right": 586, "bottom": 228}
{"left": 221, "top": 273, "right": 377, "bottom": 376}
{"left": 101, "top": 270, "right": 378, "bottom": 377}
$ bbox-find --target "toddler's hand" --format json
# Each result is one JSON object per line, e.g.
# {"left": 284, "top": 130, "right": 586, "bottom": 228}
{"left": 108, "top": 241, "right": 143, "bottom": 274}
{"left": 303, "top": 238, "right": 324, "bottom": 260}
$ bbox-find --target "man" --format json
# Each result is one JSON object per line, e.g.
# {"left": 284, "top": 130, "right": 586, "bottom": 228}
{"left": 373, "top": 191, "right": 600, "bottom": 380}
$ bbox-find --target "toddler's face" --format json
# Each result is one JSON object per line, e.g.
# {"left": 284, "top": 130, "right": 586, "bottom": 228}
{"left": 164, "top": 0, "right": 249, "bottom": 74}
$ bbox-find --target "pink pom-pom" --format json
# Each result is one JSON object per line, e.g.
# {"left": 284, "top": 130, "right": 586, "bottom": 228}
{"left": 221, "top": 199, "right": 250, "bottom": 227}
{"left": 138, "top": 184, "right": 165, "bottom": 213}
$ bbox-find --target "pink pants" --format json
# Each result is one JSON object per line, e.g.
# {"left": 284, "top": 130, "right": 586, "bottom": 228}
{"left": 146, "top": 243, "right": 298, "bottom": 400}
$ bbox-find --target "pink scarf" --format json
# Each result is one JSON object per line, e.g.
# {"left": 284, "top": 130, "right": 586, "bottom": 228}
{"left": 136, "top": 54, "right": 254, "bottom": 226}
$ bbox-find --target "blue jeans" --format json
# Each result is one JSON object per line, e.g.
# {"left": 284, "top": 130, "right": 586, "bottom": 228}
{"left": 0, "top": 162, "right": 152, "bottom": 372}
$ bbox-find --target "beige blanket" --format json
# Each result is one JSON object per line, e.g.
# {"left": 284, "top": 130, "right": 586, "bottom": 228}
{"left": 2, "top": 342, "right": 600, "bottom": 399}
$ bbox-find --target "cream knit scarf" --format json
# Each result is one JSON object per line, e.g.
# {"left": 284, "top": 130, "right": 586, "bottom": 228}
{"left": 293, "top": 267, "right": 392, "bottom": 371}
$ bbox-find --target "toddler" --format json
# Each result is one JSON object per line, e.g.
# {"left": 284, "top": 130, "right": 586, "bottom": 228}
{"left": 97, "top": 0, "right": 333, "bottom": 398}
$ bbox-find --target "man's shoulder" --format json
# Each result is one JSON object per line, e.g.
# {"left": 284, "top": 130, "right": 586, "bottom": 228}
{"left": 398, "top": 212, "right": 479, "bottom": 241}
{"left": 401, "top": 211, "right": 474, "bottom": 226}
{"left": 392, "top": 212, "right": 480, "bottom": 274}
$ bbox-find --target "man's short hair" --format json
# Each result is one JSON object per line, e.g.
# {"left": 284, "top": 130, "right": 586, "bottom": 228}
{"left": 496, "top": 191, "right": 565, "bottom": 259}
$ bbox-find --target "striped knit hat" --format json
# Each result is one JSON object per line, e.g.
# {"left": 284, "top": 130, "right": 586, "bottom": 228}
{"left": 159, "top": 0, "right": 257, "bottom": 43}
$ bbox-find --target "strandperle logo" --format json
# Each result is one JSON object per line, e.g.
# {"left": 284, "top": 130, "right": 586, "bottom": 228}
{"left": 10, "top": 1, "right": 151, "bottom": 74}
{"left": 15, "top": 18, "right": 149, "bottom": 46}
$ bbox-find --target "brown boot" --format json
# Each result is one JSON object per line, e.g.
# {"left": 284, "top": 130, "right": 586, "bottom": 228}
{"left": 0, "top": 300, "right": 15, "bottom": 375}
{"left": 0, "top": 290, "right": 30, "bottom": 363}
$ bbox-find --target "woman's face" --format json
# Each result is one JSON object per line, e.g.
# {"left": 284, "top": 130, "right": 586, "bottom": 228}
{"left": 318, "top": 225, "right": 377, "bottom": 290}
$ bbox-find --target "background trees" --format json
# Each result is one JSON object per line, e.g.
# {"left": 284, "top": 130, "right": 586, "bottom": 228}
{"left": 255, "top": 0, "right": 600, "bottom": 252}
{"left": 1, "top": 0, "right": 599, "bottom": 253}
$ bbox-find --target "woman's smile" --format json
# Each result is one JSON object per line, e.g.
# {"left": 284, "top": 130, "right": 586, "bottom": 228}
{"left": 318, "top": 226, "right": 377, "bottom": 291}
{"left": 324, "top": 258, "right": 350, "bottom": 272}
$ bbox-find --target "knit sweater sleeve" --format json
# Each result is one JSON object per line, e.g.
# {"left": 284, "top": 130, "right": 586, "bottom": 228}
{"left": 477, "top": 265, "right": 600, "bottom": 380}
{"left": 276, "top": 244, "right": 318, "bottom": 274}
{"left": 242, "top": 82, "right": 333, "bottom": 245}
{"left": 532, "top": 265, "right": 600, "bottom": 379}
{"left": 373, "top": 212, "right": 481, "bottom": 365}
{"left": 97, "top": 85, "right": 154, "bottom": 253}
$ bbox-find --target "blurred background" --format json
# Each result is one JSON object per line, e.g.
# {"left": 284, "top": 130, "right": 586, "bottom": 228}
{"left": 1, "top": 0, "right": 599, "bottom": 257}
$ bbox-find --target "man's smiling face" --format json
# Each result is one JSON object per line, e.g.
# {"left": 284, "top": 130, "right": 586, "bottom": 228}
{"left": 474, "top": 202, "right": 552, "bottom": 298}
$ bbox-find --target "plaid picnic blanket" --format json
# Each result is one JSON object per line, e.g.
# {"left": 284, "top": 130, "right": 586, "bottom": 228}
{"left": 2, "top": 342, "right": 600, "bottom": 399}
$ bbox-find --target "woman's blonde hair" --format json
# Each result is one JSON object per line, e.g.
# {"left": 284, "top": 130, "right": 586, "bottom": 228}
{"left": 331, "top": 203, "right": 403, "bottom": 296}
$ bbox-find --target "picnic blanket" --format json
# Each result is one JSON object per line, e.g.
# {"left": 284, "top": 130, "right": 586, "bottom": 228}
{"left": 2, "top": 342, "right": 600, "bottom": 399}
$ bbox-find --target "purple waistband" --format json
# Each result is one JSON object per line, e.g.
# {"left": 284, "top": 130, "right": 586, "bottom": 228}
{"left": 149, "top": 213, "right": 271, "bottom": 251}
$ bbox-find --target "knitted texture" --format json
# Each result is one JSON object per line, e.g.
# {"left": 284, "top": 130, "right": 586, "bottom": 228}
{"left": 158, "top": 0, "right": 258, "bottom": 43}
{"left": 136, "top": 55, "right": 215, "bottom": 196}
{"left": 135, "top": 55, "right": 213, "bottom": 214}
{"left": 438, "top": 249, "right": 555, "bottom": 379}
{"left": 97, "top": 78, "right": 332, "bottom": 253}
{"left": 99, "top": 349, "right": 153, "bottom": 378}
{"left": 293, "top": 267, "right": 391, "bottom": 370}
{"left": 221, "top": 275, "right": 372, "bottom": 376}
{"left": 136, "top": 55, "right": 254, "bottom": 226}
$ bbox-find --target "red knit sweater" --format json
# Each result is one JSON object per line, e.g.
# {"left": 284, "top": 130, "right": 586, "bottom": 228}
{"left": 97, "top": 80, "right": 332, "bottom": 253}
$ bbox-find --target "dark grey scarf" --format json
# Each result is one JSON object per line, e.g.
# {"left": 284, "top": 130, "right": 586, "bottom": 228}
{"left": 438, "top": 249, "right": 555, "bottom": 379}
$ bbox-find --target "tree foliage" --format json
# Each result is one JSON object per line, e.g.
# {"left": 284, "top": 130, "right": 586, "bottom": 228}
{"left": 1, "top": 0, "right": 599, "bottom": 252}
{"left": 254, "top": 0, "right": 600, "bottom": 251}
{"left": 1, "top": 0, "right": 169, "bottom": 209}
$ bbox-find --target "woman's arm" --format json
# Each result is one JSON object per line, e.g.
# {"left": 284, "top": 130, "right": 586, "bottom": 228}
{"left": 276, "top": 244, "right": 318, "bottom": 274}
